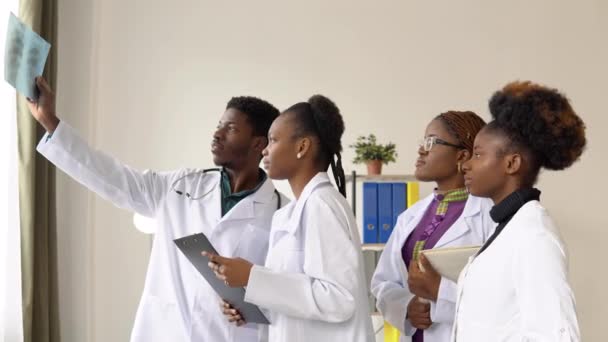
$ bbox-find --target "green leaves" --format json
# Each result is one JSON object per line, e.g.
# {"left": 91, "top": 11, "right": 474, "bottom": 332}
{"left": 349, "top": 134, "right": 397, "bottom": 165}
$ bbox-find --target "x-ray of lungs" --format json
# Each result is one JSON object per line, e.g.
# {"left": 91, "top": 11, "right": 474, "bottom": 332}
{"left": 3, "top": 12, "right": 50, "bottom": 100}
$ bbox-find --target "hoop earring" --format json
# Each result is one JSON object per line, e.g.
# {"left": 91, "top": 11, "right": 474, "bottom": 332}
{"left": 457, "top": 162, "right": 462, "bottom": 174}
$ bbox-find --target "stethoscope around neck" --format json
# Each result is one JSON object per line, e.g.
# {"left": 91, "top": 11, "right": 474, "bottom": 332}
{"left": 171, "top": 168, "right": 281, "bottom": 209}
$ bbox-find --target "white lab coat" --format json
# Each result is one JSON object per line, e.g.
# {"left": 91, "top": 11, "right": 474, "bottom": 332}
{"left": 36, "top": 121, "right": 286, "bottom": 342}
{"left": 243, "top": 172, "right": 375, "bottom": 342}
{"left": 452, "top": 200, "right": 580, "bottom": 342}
{"left": 371, "top": 194, "right": 495, "bottom": 342}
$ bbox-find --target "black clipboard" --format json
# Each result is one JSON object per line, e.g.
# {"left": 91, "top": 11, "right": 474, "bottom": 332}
{"left": 173, "top": 233, "right": 270, "bottom": 324}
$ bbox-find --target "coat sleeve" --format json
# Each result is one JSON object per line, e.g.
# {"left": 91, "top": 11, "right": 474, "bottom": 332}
{"left": 513, "top": 215, "right": 580, "bottom": 341}
{"left": 370, "top": 213, "right": 417, "bottom": 336}
{"left": 36, "top": 121, "right": 176, "bottom": 217}
{"left": 244, "top": 194, "right": 359, "bottom": 323}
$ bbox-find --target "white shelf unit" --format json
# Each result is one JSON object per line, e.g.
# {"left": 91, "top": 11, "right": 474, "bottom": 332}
{"left": 347, "top": 171, "right": 417, "bottom": 341}
{"left": 361, "top": 243, "right": 386, "bottom": 252}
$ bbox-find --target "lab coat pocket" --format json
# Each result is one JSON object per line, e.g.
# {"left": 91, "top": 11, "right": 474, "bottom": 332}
{"left": 132, "top": 295, "right": 185, "bottom": 341}
{"left": 269, "top": 233, "right": 304, "bottom": 272}
{"left": 144, "top": 295, "right": 179, "bottom": 322}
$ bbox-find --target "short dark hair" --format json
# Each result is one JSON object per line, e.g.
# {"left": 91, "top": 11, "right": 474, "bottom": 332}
{"left": 486, "top": 81, "right": 587, "bottom": 185}
{"left": 226, "top": 96, "right": 279, "bottom": 137}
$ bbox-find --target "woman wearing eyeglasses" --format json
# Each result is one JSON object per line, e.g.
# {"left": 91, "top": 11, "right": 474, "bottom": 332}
{"left": 371, "top": 111, "right": 495, "bottom": 342}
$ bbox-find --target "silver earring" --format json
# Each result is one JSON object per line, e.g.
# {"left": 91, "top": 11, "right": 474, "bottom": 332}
{"left": 297, "top": 152, "right": 302, "bottom": 159}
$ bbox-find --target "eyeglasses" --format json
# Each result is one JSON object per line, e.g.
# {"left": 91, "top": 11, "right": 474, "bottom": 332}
{"left": 418, "top": 136, "right": 465, "bottom": 152}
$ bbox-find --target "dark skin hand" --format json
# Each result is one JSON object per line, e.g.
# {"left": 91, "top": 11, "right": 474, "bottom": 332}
{"left": 26, "top": 77, "right": 60, "bottom": 133}
{"left": 407, "top": 296, "right": 433, "bottom": 330}
{"left": 220, "top": 299, "right": 246, "bottom": 326}
{"left": 408, "top": 254, "right": 441, "bottom": 301}
{"left": 203, "top": 252, "right": 252, "bottom": 326}
{"left": 202, "top": 251, "right": 253, "bottom": 287}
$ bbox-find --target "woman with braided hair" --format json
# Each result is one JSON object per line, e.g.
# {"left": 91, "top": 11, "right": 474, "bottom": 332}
{"left": 372, "top": 110, "right": 496, "bottom": 342}
{"left": 453, "top": 81, "right": 584, "bottom": 341}
{"left": 205, "top": 95, "right": 375, "bottom": 341}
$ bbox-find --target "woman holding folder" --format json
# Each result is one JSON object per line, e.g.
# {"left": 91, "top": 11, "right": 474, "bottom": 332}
{"left": 453, "top": 81, "right": 583, "bottom": 341}
{"left": 205, "top": 95, "right": 375, "bottom": 342}
{"left": 371, "top": 111, "right": 495, "bottom": 342}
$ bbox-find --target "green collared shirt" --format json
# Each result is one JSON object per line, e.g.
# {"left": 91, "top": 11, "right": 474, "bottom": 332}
{"left": 220, "top": 168, "right": 267, "bottom": 216}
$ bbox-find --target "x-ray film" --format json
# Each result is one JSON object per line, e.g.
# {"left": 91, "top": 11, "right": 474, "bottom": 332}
{"left": 4, "top": 12, "right": 51, "bottom": 100}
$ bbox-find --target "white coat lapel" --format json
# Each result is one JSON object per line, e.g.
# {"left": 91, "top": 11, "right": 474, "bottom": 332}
{"left": 219, "top": 199, "right": 255, "bottom": 222}
{"left": 248, "top": 177, "right": 279, "bottom": 212}
{"left": 398, "top": 194, "right": 434, "bottom": 246}
{"left": 434, "top": 196, "right": 481, "bottom": 248}
{"left": 219, "top": 178, "right": 277, "bottom": 256}
{"left": 219, "top": 176, "right": 276, "bottom": 223}
{"left": 270, "top": 173, "right": 330, "bottom": 244}
{"left": 395, "top": 194, "right": 433, "bottom": 272}
{"left": 285, "top": 173, "right": 330, "bottom": 231}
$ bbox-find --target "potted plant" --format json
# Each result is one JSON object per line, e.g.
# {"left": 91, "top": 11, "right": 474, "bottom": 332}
{"left": 350, "top": 134, "right": 397, "bottom": 175}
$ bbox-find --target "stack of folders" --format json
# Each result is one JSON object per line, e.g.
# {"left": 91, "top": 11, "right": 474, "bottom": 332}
{"left": 362, "top": 181, "right": 420, "bottom": 244}
{"left": 420, "top": 245, "right": 481, "bottom": 282}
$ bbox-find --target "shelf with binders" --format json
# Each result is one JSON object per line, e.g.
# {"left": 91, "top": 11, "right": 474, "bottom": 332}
{"left": 345, "top": 173, "right": 418, "bottom": 182}
{"left": 346, "top": 171, "right": 419, "bottom": 244}
{"left": 345, "top": 171, "right": 418, "bottom": 218}
{"left": 346, "top": 171, "right": 421, "bottom": 341}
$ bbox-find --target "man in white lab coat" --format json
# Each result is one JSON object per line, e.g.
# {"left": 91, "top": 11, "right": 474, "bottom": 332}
{"left": 26, "top": 77, "right": 286, "bottom": 341}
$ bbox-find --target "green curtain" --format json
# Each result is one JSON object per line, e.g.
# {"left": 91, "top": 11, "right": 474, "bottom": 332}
{"left": 17, "top": 0, "right": 60, "bottom": 341}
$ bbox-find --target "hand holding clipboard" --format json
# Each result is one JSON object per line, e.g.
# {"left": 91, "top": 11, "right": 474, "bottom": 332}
{"left": 173, "top": 233, "right": 269, "bottom": 324}
{"left": 203, "top": 251, "right": 257, "bottom": 326}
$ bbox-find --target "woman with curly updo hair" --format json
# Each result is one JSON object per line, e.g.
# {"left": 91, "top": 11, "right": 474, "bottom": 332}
{"left": 454, "top": 81, "right": 585, "bottom": 342}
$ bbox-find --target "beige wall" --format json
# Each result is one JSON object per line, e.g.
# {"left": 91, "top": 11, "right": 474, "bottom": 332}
{"left": 56, "top": 0, "right": 607, "bottom": 340}
{"left": 55, "top": 1, "right": 95, "bottom": 341}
